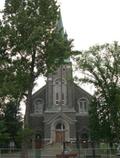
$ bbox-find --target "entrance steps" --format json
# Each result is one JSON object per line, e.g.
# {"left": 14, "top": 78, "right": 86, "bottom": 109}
{"left": 41, "top": 143, "right": 76, "bottom": 157}
{"left": 41, "top": 143, "right": 63, "bottom": 156}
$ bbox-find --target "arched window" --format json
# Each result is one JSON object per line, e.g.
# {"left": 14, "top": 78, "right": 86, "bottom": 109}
{"left": 81, "top": 133, "right": 88, "bottom": 141}
{"left": 78, "top": 98, "right": 88, "bottom": 113}
{"left": 35, "top": 133, "right": 42, "bottom": 148}
{"left": 53, "top": 78, "right": 66, "bottom": 106}
{"left": 34, "top": 98, "right": 43, "bottom": 114}
{"left": 56, "top": 123, "right": 65, "bottom": 130}
{"left": 56, "top": 92, "right": 59, "bottom": 105}
{"left": 80, "top": 132, "right": 89, "bottom": 148}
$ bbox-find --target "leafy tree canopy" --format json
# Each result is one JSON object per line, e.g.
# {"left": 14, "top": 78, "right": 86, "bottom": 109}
{"left": 75, "top": 42, "right": 120, "bottom": 145}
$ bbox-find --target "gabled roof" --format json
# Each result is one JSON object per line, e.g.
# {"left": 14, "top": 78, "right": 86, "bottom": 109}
{"left": 32, "top": 85, "right": 46, "bottom": 99}
{"left": 73, "top": 82, "right": 92, "bottom": 98}
{"left": 32, "top": 82, "right": 92, "bottom": 99}
{"left": 44, "top": 112, "right": 76, "bottom": 125}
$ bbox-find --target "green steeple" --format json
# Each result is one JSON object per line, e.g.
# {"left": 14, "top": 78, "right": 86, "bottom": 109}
{"left": 56, "top": 11, "right": 64, "bottom": 34}
{"left": 56, "top": 11, "right": 71, "bottom": 63}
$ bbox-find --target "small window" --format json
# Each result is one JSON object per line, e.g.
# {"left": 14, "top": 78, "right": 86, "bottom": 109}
{"left": 55, "top": 79, "right": 65, "bottom": 85}
{"left": 36, "top": 99, "right": 43, "bottom": 105}
{"left": 62, "top": 93, "right": 64, "bottom": 105}
{"left": 56, "top": 100, "right": 59, "bottom": 105}
{"left": 56, "top": 93, "right": 59, "bottom": 100}
{"left": 34, "top": 99, "right": 43, "bottom": 114}
{"left": 81, "top": 133, "right": 88, "bottom": 141}
{"left": 56, "top": 123, "right": 65, "bottom": 130}
{"left": 79, "top": 98, "right": 88, "bottom": 113}
{"left": 56, "top": 93, "right": 59, "bottom": 105}
{"left": 54, "top": 78, "right": 66, "bottom": 106}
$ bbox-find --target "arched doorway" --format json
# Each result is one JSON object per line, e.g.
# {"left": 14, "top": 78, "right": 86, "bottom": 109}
{"left": 55, "top": 123, "right": 65, "bottom": 143}
{"left": 51, "top": 119, "right": 70, "bottom": 143}
{"left": 35, "top": 134, "right": 42, "bottom": 149}
{"left": 81, "top": 132, "right": 89, "bottom": 148}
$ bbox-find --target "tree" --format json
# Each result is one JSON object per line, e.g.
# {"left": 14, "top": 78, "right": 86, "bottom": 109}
{"left": 2, "top": 0, "right": 72, "bottom": 157}
{"left": 89, "top": 97, "right": 101, "bottom": 142}
{"left": 3, "top": 0, "right": 72, "bottom": 125}
{"left": 0, "top": 119, "right": 10, "bottom": 148}
{"left": 0, "top": 18, "right": 27, "bottom": 105}
{"left": 0, "top": 98, "right": 23, "bottom": 148}
{"left": 3, "top": 100, "right": 23, "bottom": 147}
{"left": 75, "top": 42, "right": 120, "bottom": 147}
{"left": 0, "top": 21, "right": 10, "bottom": 101}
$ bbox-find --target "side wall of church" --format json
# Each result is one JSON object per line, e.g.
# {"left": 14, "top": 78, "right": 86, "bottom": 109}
{"left": 29, "top": 116, "right": 44, "bottom": 139}
{"left": 76, "top": 116, "right": 89, "bottom": 133}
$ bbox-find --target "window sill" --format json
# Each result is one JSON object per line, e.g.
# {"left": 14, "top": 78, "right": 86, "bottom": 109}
{"left": 76, "top": 112, "right": 88, "bottom": 116}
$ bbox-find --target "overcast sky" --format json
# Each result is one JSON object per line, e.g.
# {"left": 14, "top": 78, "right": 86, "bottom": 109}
{"left": 1, "top": 0, "right": 120, "bottom": 50}
{"left": 59, "top": 0, "right": 120, "bottom": 50}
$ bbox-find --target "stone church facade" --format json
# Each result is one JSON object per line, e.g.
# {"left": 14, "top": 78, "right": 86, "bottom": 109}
{"left": 29, "top": 61, "right": 91, "bottom": 147}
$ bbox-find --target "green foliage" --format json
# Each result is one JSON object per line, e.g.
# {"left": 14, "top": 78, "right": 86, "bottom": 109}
{"left": 0, "top": 22, "right": 10, "bottom": 98}
{"left": 76, "top": 42, "right": 120, "bottom": 145}
{"left": 46, "top": 30, "right": 73, "bottom": 73}
{"left": 89, "top": 97, "right": 101, "bottom": 141}
{"left": 0, "top": 1, "right": 72, "bottom": 153}
{"left": 16, "top": 128, "right": 33, "bottom": 145}
{"left": 3, "top": 101, "right": 23, "bottom": 139}
{"left": 0, "top": 120, "right": 10, "bottom": 144}
{"left": 1, "top": 0, "right": 72, "bottom": 98}
{"left": 0, "top": 100, "right": 23, "bottom": 147}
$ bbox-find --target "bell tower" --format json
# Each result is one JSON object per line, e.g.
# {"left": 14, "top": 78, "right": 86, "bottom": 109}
{"left": 46, "top": 60, "right": 74, "bottom": 112}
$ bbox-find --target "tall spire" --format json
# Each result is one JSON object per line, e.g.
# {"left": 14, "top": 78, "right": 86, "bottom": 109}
{"left": 57, "top": 12, "right": 63, "bottom": 30}
{"left": 56, "top": 11, "right": 71, "bottom": 63}
{"left": 56, "top": 11, "right": 64, "bottom": 35}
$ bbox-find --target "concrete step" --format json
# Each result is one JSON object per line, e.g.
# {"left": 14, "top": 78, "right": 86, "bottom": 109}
{"left": 41, "top": 143, "right": 77, "bottom": 156}
{"left": 41, "top": 143, "right": 62, "bottom": 156}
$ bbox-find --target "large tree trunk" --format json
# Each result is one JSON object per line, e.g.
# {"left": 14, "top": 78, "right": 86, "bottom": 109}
{"left": 21, "top": 52, "right": 36, "bottom": 158}
{"left": 21, "top": 86, "right": 33, "bottom": 158}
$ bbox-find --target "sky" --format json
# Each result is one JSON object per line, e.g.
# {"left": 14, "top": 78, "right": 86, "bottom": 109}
{"left": 1, "top": 0, "right": 120, "bottom": 50}
{"left": 0, "top": 0, "right": 120, "bottom": 93}
{"left": 59, "top": 0, "right": 120, "bottom": 50}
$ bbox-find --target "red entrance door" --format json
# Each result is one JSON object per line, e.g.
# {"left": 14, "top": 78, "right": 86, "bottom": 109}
{"left": 56, "top": 131, "right": 65, "bottom": 143}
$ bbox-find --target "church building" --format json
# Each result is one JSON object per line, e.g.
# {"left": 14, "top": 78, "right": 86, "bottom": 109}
{"left": 28, "top": 14, "right": 92, "bottom": 148}
{"left": 29, "top": 61, "right": 91, "bottom": 147}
